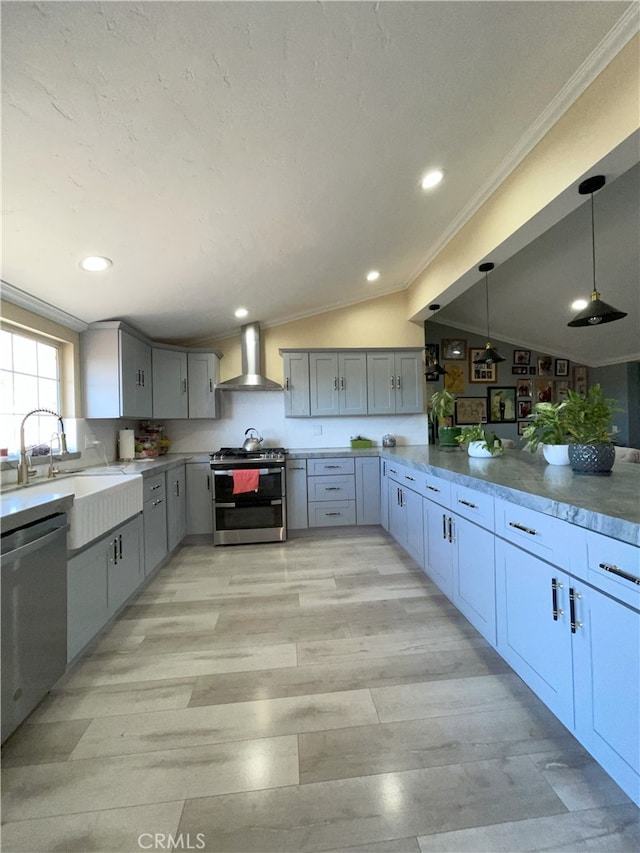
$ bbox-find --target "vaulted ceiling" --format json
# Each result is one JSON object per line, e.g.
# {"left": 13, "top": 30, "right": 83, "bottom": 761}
{"left": 2, "top": 1, "right": 638, "bottom": 365}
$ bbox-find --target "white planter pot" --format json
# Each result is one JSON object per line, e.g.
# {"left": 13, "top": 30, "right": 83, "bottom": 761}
{"left": 467, "top": 440, "right": 502, "bottom": 458}
{"left": 542, "top": 444, "right": 570, "bottom": 465}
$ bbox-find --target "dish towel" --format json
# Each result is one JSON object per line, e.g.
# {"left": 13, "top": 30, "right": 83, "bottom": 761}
{"left": 232, "top": 469, "right": 260, "bottom": 494}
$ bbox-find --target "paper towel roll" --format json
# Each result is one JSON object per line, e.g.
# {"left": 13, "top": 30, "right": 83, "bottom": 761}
{"left": 119, "top": 429, "right": 135, "bottom": 461}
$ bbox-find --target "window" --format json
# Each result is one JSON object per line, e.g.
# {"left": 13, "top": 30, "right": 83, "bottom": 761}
{"left": 0, "top": 328, "right": 62, "bottom": 453}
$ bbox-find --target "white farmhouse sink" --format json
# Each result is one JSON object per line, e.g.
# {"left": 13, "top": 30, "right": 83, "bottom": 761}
{"left": 23, "top": 474, "right": 143, "bottom": 549}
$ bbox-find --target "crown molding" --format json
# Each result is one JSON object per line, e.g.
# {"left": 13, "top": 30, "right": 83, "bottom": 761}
{"left": 0, "top": 281, "right": 88, "bottom": 332}
{"left": 406, "top": 3, "right": 640, "bottom": 287}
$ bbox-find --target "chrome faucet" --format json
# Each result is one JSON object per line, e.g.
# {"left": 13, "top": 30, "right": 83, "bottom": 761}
{"left": 18, "top": 408, "right": 68, "bottom": 486}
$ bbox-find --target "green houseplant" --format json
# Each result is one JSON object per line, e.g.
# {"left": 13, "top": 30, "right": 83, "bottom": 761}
{"left": 520, "top": 401, "right": 570, "bottom": 465}
{"left": 456, "top": 423, "right": 503, "bottom": 457}
{"left": 429, "top": 388, "right": 461, "bottom": 448}
{"left": 561, "top": 384, "right": 617, "bottom": 474}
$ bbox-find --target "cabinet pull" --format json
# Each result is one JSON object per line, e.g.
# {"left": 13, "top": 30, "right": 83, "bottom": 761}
{"left": 334, "top": 376, "right": 338, "bottom": 390}
{"left": 396, "top": 375, "right": 401, "bottom": 389}
{"left": 324, "top": 465, "right": 341, "bottom": 469}
{"left": 135, "top": 369, "right": 141, "bottom": 387}
{"left": 182, "top": 378, "right": 187, "bottom": 393}
{"left": 569, "top": 588, "right": 583, "bottom": 633}
{"left": 447, "top": 517, "right": 455, "bottom": 543}
{"left": 150, "top": 483, "right": 161, "bottom": 491}
{"left": 290, "top": 465, "right": 305, "bottom": 470}
{"left": 458, "top": 498, "right": 477, "bottom": 509}
{"left": 176, "top": 480, "right": 180, "bottom": 497}
{"left": 153, "top": 498, "right": 164, "bottom": 506}
{"left": 389, "top": 467, "right": 397, "bottom": 474}
{"left": 206, "top": 474, "right": 210, "bottom": 491}
{"left": 442, "top": 513, "right": 447, "bottom": 540}
{"left": 324, "top": 487, "right": 341, "bottom": 491}
{"left": 325, "top": 512, "right": 341, "bottom": 516}
{"left": 427, "top": 484, "right": 441, "bottom": 493}
{"left": 209, "top": 379, "right": 214, "bottom": 392}
{"left": 390, "top": 376, "right": 395, "bottom": 389}
{"left": 113, "top": 538, "right": 118, "bottom": 564}
{"left": 551, "top": 577, "right": 559, "bottom": 621}
{"left": 340, "top": 377, "right": 345, "bottom": 390}
{"left": 119, "top": 534, "right": 123, "bottom": 560}
{"left": 271, "top": 499, "right": 282, "bottom": 506}
{"left": 404, "top": 474, "right": 415, "bottom": 482}
{"left": 141, "top": 369, "right": 145, "bottom": 387}
{"left": 599, "top": 562, "right": 640, "bottom": 585}
{"left": 509, "top": 521, "right": 537, "bottom": 536}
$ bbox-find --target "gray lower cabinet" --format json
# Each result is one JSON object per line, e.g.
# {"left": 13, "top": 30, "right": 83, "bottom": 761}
{"left": 67, "top": 514, "right": 142, "bottom": 662}
{"left": 355, "top": 456, "right": 380, "bottom": 525}
{"left": 286, "top": 459, "right": 308, "bottom": 530}
{"left": 185, "top": 461, "right": 213, "bottom": 535}
{"left": 307, "top": 457, "right": 356, "bottom": 527}
{"left": 143, "top": 473, "right": 168, "bottom": 575}
{"left": 152, "top": 348, "right": 188, "bottom": 419}
{"left": 380, "top": 459, "right": 390, "bottom": 531}
{"left": 166, "top": 464, "right": 187, "bottom": 551}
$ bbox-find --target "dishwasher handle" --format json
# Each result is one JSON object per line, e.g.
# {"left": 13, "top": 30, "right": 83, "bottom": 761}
{"left": 1, "top": 516, "right": 68, "bottom": 563}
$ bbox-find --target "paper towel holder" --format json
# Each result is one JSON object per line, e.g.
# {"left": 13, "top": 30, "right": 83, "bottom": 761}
{"left": 118, "top": 428, "right": 135, "bottom": 461}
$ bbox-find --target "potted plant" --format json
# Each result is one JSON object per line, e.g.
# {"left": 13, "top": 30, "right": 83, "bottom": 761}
{"left": 429, "top": 388, "right": 461, "bottom": 448}
{"left": 456, "top": 423, "right": 503, "bottom": 458}
{"left": 520, "top": 401, "right": 570, "bottom": 465}
{"left": 562, "top": 384, "right": 617, "bottom": 474}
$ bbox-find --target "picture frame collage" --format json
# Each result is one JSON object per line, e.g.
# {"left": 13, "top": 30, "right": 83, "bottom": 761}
{"left": 428, "top": 339, "right": 589, "bottom": 435}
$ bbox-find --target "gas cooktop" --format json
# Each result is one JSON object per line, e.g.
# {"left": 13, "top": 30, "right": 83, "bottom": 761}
{"left": 210, "top": 447, "right": 287, "bottom": 463}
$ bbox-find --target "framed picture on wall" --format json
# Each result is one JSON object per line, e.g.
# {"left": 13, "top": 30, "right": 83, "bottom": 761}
{"left": 469, "top": 348, "right": 497, "bottom": 383}
{"left": 555, "top": 380, "right": 570, "bottom": 402}
{"left": 517, "top": 400, "right": 532, "bottom": 419}
{"left": 516, "top": 379, "right": 532, "bottom": 398}
{"left": 536, "top": 378, "right": 554, "bottom": 402}
{"left": 573, "top": 365, "right": 588, "bottom": 395}
{"left": 455, "top": 396, "right": 488, "bottom": 425}
{"left": 555, "top": 358, "right": 569, "bottom": 377}
{"left": 513, "top": 349, "right": 531, "bottom": 365}
{"left": 443, "top": 362, "right": 465, "bottom": 394}
{"left": 425, "top": 343, "right": 442, "bottom": 382}
{"left": 487, "top": 386, "right": 517, "bottom": 423}
{"left": 512, "top": 366, "right": 529, "bottom": 375}
{"left": 537, "top": 355, "right": 553, "bottom": 376}
{"left": 517, "top": 421, "right": 529, "bottom": 436}
{"left": 441, "top": 339, "right": 467, "bottom": 360}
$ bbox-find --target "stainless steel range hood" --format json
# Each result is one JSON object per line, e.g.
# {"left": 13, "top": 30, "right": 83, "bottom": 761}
{"left": 216, "top": 322, "right": 283, "bottom": 391}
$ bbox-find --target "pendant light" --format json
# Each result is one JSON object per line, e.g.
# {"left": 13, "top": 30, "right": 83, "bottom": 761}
{"left": 567, "top": 175, "right": 627, "bottom": 327}
{"left": 473, "top": 262, "right": 505, "bottom": 365}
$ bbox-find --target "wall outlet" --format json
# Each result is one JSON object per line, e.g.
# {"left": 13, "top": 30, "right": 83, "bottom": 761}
{"left": 84, "top": 436, "right": 102, "bottom": 448}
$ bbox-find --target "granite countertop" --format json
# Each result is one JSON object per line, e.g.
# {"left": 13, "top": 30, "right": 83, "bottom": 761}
{"left": 288, "top": 444, "right": 640, "bottom": 545}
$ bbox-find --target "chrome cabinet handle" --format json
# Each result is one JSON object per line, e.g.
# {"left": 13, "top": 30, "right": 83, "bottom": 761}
{"left": 390, "top": 376, "right": 395, "bottom": 389}
{"left": 569, "top": 588, "right": 583, "bottom": 633}
{"left": 340, "top": 377, "right": 345, "bottom": 390}
{"left": 509, "top": 521, "right": 538, "bottom": 536}
{"left": 209, "top": 379, "right": 214, "bottom": 392}
{"left": 182, "top": 378, "right": 187, "bottom": 393}
{"left": 153, "top": 498, "right": 164, "bottom": 506}
{"left": 119, "top": 534, "right": 123, "bottom": 560}
{"left": 326, "top": 512, "right": 341, "bottom": 516}
{"left": 404, "top": 475, "right": 415, "bottom": 482}
{"left": 113, "top": 538, "right": 118, "bottom": 564}
{"left": 175, "top": 480, "right": 180, "bottom": 497}
{"left": 334, "top": 376, "right": 338, "bottom": 390}
{"left": 442, "top": 513, "right": 447, "bottom": 540}
{"left": 458, "top": 499, "right": 477, "bottom": 509}
{"left": 150, "top": 483, "right": 161, "bottom": 491}
{"left": 206, "top": 475, "right": 210, "bottom": 491}
{"left": 285, "top": 377, "right": 290, "bottom": 390}
{"left": 289, "top": 465, "right": 305, "bottom": 470}
{"left": 324, "top": 465, "right": 341, "bottom": 469}
{"left": 427, "top": 484, "right": 441, "bottom": 493}
{"left": 551, "top": 577, "right": 559, "bottom": 621}
{"left": 324, "top": 487, "right": 341, "bottom": 491}
{"left": 599, "top": 562, "right": 640, "bottom": 585}
{"left": 447, "top": 517, "right": 455, "bottom": 543}
{"left": 396, "top": 375, "right": 401, "bottom": 388}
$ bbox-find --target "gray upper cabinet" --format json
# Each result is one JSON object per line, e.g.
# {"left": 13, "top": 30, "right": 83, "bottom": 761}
{"left": 367, "top": 351, "right": 423, "bottom": 415}
{"left": 152, "top": 348, "right": 188, "bottom": 419}
{"left": 82, "top": 322, "right": 152, "bottom": 419}
{"left": 188, "top": 352, "right": 220, "bottom": 419}
{"left": 309, "top": 352, "right": 367, "bottom": 416}
{"left": 283, "top": 352, "right": 310, "bottom": 417}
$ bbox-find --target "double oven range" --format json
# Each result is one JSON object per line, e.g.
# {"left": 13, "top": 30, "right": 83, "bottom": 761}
{"left": 209, "top": 447, "right": 287, "bottom": 545}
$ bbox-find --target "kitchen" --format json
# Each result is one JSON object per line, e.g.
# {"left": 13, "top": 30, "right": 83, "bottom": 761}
{"left": 1, "top": 2, "right": 639, "bottom": 852}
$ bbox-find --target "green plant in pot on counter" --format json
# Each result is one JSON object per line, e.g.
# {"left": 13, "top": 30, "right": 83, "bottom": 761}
{"left": 429, "top": 389, "right": 461, "bottom": 448}
{"left": 520, "top": 401, "right": 571, "bottom": 465}
{"left": 456, "top": 423, "right": 503, "bottom": 458}
{"left": 562, "top": 384, "right": 618, "bottom": 474}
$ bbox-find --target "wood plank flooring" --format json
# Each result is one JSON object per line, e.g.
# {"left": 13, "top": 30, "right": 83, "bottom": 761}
{"left": 2, "top": 528, "right": 638, "bottom": 852}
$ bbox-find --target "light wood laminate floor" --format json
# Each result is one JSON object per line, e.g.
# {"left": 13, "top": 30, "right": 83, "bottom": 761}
{"left": 2, "top": 528, "right": 638, "bottom": 852}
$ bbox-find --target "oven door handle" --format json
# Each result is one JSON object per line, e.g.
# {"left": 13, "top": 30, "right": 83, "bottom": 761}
{"left": 212, "top": 468, "right": 279, "bottom": 476}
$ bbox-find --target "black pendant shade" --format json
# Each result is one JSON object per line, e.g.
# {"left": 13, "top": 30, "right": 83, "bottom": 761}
{"left": 473, "top": 262, "right": 505, "bottom": 365}
{"left": 567, "top": 175, "right": 627, "bottom": 327}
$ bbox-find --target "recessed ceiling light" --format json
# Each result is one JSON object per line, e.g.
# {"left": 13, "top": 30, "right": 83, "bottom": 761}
{"left": 571, "top": 298, "right": 589, "bottom": 311}
{"left": 420, "top": 170, "right": 443, "bottom": 190}
{"left": 79, "top": 256, "right": 112, "bottom": 272}
{"left": 234, "top": 308, "right": 248, "bottom": 318}
{"left": 366, "top": 270, "right": 380, "bottom": 282}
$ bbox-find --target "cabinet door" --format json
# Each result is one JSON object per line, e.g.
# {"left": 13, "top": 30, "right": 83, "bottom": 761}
{"left": 67, "top": 539, "right": 109, "bottom": 662}
{"left": 188, "top": 353, "right": 219, "bottom": 419}
{"left": 152, "top": 349, "right": 188, "bottom": 419}
{"left": 366, "top": 352, "right": 395, "bottom": 415}
{"left": 423, "top": 499, "right": 454, "bottom": 599}
{"left": 283, "top": 352, "right": 310, "bottom": 417}
{"left": 107, "top": 516, "right": 143, "bottom": 616}
{"left": 121, "top": 330, "right": 152, "bottom": 418}
{"left": 453, "top": 515, "right": 496, "bottom": 646}
{"left": 356, "top": 457, "right": 380, "bottom": 526}
{"left": 144, "top": 495, "right": 168, "bottom": 576}
{"left": 394, "top": 352, "right": 424, "bottom": 414}
{"left": 338, "top": 352, "right": 367, "bottom": 415}
{"left": 309, "top": 352, "right": 339, "bottom": 416}
{"left": 388, "top": 483, "right": 406, "bottom": 548}
{"left": 573, "top": 585, "right": 640, "bottom": 803}
{"left": 185, "top": 462, "right": 213, "bottom": 535}
{"left": 496, "top": 538, "right": 574, "bottom": 727}
{"left": 380, "top": 460, "right": 390, "bottom": 531}
{"left": 286, "top": 460, "right": 308, "bottom": 530}
{"left": 167, "top": 465, "right": 187, "bottom": 551}
{"left": 404, "top": 487, "right": 424, "bottom": 568}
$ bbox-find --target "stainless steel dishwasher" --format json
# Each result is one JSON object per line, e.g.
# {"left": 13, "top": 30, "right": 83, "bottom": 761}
{"left": 1, "top": 512, "right": 68, "bottom": 742}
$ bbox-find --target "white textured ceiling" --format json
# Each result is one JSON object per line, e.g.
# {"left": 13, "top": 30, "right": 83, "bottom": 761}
{"left": 1, "top": 1, "right": 637, "bottom": 356}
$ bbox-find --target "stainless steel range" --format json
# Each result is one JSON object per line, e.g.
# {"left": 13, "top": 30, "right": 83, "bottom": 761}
{"left": 209, "top": 447, "right": 287, "bottom": 545}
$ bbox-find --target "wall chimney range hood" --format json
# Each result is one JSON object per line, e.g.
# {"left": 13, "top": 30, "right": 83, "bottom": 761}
{"left": 216, "top": 322, "right": 283, "bottom": 391}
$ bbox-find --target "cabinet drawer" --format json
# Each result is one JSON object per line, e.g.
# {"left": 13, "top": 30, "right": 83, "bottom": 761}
{"left": 307, "top": 457, "right": 355, "bottom": 476}
{"left": 421, "top": 474, "right": 452, "bottom": 506}
{"left": 308, "top": 500, "right": 356, "bottom": 527}
{"left": 584, "top": 530, "right": 640, "bottom": 610}
{"left": 495, "top": 497, "right": 577, "bottom": 568}
{"left": 143, "top": 473, "right": 166, "bottom": 500}
{"left": 386, "top": 462, "right": 409, "bottom": 485}
{"left": 307, "top": 475, "right": 355, "bottom": 502}
{"left": 452, "top": 484, "right": 494, "bottom": 528}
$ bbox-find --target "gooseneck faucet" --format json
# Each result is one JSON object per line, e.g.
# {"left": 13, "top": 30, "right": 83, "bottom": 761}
{"left": 18, "top": 408, "right": 68, "bottom": 486}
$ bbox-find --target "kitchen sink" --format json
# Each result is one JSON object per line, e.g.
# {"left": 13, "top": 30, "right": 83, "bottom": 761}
{"left": 18, "top": 473, "right": 143, "bottom": 550}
